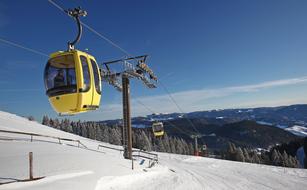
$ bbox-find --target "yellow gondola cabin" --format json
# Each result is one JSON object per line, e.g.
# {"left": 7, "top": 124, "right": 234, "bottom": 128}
{"left": 44, "top": 50, "right": 101, "bottom": 115}
{"left": 152, "top": 122, "right": 164, "bottom": 137}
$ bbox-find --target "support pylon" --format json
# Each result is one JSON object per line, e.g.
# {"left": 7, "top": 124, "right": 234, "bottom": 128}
{"left": 122, "top": 75, "right": 132, "bottom": 159}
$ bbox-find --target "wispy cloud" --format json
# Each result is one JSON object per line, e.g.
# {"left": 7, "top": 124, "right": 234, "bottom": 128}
{"left": 96, "top": 75, "right": 307, "bottom": 119}
{"left": 225, "top": 76, "right": 307, "bottom": 92}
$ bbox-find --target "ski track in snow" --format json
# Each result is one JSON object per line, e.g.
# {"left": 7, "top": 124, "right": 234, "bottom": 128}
{"left": 0, "top": 111, "right": 307, "bottom": 190}
{"left": 94, "top": 166, "right": 177, "bottom": 190}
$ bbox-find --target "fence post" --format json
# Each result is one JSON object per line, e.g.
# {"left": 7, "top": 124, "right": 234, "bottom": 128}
{"left": 132, "top": 155, "right": 134, "bottom": 170}
{"left": 29, "top": 152, "right": 33, "bottom": 180}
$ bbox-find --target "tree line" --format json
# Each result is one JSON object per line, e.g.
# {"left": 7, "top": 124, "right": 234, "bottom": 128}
{"left": 41, "top": 115, "right": 307, "bottom": 168}
{"left": 42, "top": 116, "right": 195, "bottom": 155}
{"left": 222, "top": 141, "right": 304, "bottom": 168}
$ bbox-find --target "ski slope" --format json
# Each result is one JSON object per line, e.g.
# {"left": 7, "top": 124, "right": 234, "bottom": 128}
{"left": 0, "top": 111, "right": 307, "bottom": 190}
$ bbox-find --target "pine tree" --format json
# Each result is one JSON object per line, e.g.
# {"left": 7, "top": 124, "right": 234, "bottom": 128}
{"left": 251, "top": 151, "right": 260, "bottom": 164}
{"left": 79, "top": 123, "right": 88, "bottom": 137}
{"left": 272, "top": 149, "right": 281, "bottom": 166}
{"left": 109, "top": 127, "right": 122, "bottom": 145}
{"left": 138, "top": 131, "right": 152, "bottom": 151}
{"left": 87, "top": 122, "right": 96, "bottom": 140}
{"left": 132, "top": 130, "right": 138, "bottom": 148}
{"left": 101, "top": 127, "right": 110, "bottom": 143}
{"left": 278, "top": 151, "right": 283, "bottom": 165}
{"left": 59, "top": 119, "right": 72, "bottom": 133}
{"left": 181, "top": 139, "right": 189, "bottom": 155}
{"left": 27, "top": 116, "right": 35, "bottom": 121}
{"left": 162, "top": 134, "right": 171, "bottom": 153}
{"left": 170, "top": 138, "right": 176, "bottom": 153}
{"left": 49, "top": 118, "right": 54, "bottom": 128}
{"left": 288, "top": 155, "right": 294, "bottom": 168}
{"left": 53, "top": 118, "right": 60, "bottom": 129}
{"left": 228, "top": 142, "right": 235, "bottom": 152}
{"left": 188, "top": 142, "right": 194, "bottom": 155}
{"left": 235, "top": 147, "right": 245, "bottom": 162}
{"left": 282, "top": 151, "right": 289, "bottom": 167}
{"left": 226, "top": 142, "right": 237, "bottom": 161}
{"left": 175, "top": 138, "right": 184, "bottom": 154}
{"left": 42, "top": 115, "right": 50, "bottom": 126}
{"left": 95, "top": 125, "right": 103, "bottom": 141}
{"left": 261, "top": 153, "right": 271, "bottom": 165}
{"left": 157, "top": 138, "right": 166, "bottom": 152}
{"left": 243, "top": 148, "right": 251, "bottom": 163}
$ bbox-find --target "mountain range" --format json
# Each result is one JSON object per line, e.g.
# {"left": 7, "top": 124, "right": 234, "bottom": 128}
{"left": 95, "top": 104, "right": 307, "bottom": 150}
{"left": 99, "top": 104, "right": 307, "bottom": 137}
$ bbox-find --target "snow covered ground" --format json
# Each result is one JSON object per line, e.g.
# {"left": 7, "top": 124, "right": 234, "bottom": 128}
{"left": 0, "top": 111, "right": 307, "bottom": 190}
{"left": 285, "top": 125, "right": 307, "bottom": 137}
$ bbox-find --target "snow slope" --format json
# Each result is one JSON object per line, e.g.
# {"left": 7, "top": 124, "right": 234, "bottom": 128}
{"left": 285, "top": 125, "right": 307, "bottom": 137}
{"left": 0, "top": 111, "right": 307, "bottom": 190}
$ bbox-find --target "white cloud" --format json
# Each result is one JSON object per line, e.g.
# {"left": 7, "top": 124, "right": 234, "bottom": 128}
{"left": 226, "top": 76, "right": 307, "bottom": 92}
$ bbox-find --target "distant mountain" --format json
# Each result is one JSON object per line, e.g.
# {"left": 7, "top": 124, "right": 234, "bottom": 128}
{"left": 186, "top": 104, "right": 307, "bottom": 127}
{"left": 163, "top": 119, "right": 298, "bottom": 151}
{"left": 98, "top": 113, "right": 185, "bottom": 128}
{"left": 98, "top": 104, "right": 307, "bottom": 139}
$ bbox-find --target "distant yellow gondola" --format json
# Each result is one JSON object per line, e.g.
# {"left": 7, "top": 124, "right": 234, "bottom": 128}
{"left": 44, "top": 50, "right": 101, "bottom": 115}
{"left": 152, "top": 122, "right": 164, "bottom": 137}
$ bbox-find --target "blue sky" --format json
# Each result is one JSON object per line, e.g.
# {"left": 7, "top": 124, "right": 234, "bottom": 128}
{"left": 1, "top": 0, "right": 307, "bottom": 121}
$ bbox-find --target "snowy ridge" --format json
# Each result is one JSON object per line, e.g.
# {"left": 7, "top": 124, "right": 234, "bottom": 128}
{"left": 0, "top": 111, "right": 307, "bottom": 190}
{"left": 285, "top": 125, "right": 307, "bottom": 137}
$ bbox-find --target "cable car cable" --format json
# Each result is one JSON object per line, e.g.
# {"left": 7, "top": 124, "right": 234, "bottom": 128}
{"left": 159, "top": 80, "right": 202, "bottom": 135}
{"left": 0, "top": 38, "right": 49, "bottom": 57}
{"left": 133, "top": 96, "right": 196, "bottom": 136}
{"left": 47, "top": 0, "right": 202, "bottom": 137}
{"left": 3, "top": 1, "right": 205, "bottom": 143}
{"left": 0, "top": 37, "right": 198, "bottom": 140}
{"left": 47, "top": 0, "right": 130, "bottom": 56}
{"left": 158, "top": 81, "right": 206, "bottom": 146}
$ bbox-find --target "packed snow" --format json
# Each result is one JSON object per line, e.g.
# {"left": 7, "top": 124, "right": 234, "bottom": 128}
{"left": 0, "top": 111, "right": 307, "bottom": 190}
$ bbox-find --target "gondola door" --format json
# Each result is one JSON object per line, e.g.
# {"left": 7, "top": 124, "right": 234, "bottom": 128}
{"left": 76, "top": 51, "right": 94, "bottom": 112}
{"left": 88, "top": 56, "right": 102, "bottom": 109}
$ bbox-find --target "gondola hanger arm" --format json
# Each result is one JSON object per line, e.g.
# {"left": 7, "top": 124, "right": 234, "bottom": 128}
{"left": 65, "top": 7, "right": 87, "bottom": 50}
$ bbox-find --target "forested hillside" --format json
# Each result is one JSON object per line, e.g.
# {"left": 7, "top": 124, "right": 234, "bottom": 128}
{"left": 41, "top": 116, "right": 305, "bottom": 168}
